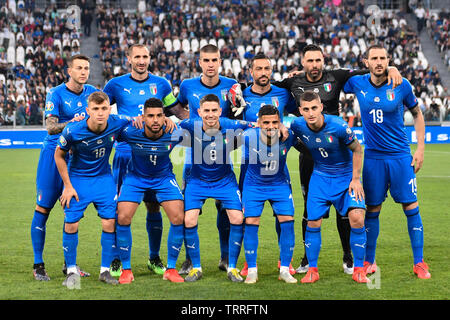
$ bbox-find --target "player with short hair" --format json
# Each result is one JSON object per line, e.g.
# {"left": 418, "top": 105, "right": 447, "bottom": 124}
{"left": 343, "top": 44, "right": 430, "bottom": 279}
{"left": 31, "top": 54, "right": 97, "bottom": 281}
{"left": 103, "top": 44, "right": 187, "bottom": 276}
{"left": 115, "top": 98, "right": 186, "bottom": 284}
{"left": 180, "top": 93, "right": 253, "bottom": 283}
{"left": 290, "top": 91, "right": 370, "bottom": 284}
{"left": 55, "top": 91, "right": 134, "bottom": 287}
{"left": 241, "top": 104, "right": 297, "bottom": 284}
{"left": 176, "top": 44, "right": 244, "bottom": 275}
{"left": 272, "top": 44, "right": 403, "bottom": 274}
{"left": 235, "top": 52, "right": 297, "bottom": 276}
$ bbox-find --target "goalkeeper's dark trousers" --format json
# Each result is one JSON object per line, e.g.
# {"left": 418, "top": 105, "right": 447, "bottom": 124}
{"left": 298, "top": 152, "right": 352, "bottom": 261}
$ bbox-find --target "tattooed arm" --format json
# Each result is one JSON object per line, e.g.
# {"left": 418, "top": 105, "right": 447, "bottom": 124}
{"left": 46, "top": 115, "right": 85, "bottom": 135}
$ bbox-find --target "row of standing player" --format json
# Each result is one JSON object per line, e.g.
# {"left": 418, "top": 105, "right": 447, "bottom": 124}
{"left": 30, "top": 43, "right": 430, "bottom": 286}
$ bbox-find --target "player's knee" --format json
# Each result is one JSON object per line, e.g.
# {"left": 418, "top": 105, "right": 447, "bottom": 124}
{"left": 35, "top": 205, "right": 50, "bottom": 215}
{"left": 184, "top": 213, "right": 198, "bottom": 228}
{"left": 307, "top": 219, "right": 322, "bottom": 228}
{"left": 348, "top": 209, "right": 365, "bottom": 228}
{"left": 117, "top": 214, "right": 132, "bottom": 226}
{"left": 64, "top": 222, "right": 79, "bottom": 233}
{"left": 402, "top": 201, "right": 418, "bottom": 212}
{"left": 101, "top": 218, "right": 115, "bottom": 233}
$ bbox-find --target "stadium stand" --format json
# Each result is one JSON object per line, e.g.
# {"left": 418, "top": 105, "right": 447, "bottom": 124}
{"left": 0, "top": 0, "right": 449, "bottom": 126}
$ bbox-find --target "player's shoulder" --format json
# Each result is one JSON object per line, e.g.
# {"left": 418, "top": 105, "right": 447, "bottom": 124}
{"left": 149, "top": 73, "right": 171, "bottom": 84}
{"left": 219, "top": 75, "right": 238, "bottom": 85}
{"left": 105, "top": 73, "right": 130, "bottom": 85}
{"left": 290, "top": 116, "right": 306, "bottom": 130}
{"left": 84, "top": 84, "right": 99, "bottom": 94}
{"left": 325, "top": 114, "right": 347, "bottom": 126}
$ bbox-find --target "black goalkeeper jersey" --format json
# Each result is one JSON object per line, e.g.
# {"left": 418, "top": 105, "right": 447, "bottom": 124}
{"left": 275, "top": 69, "right": 368, "bottom": 116}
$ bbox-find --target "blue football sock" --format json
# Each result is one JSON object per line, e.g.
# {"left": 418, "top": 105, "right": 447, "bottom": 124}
{"left": 101, "top": 231, "right": 116, "bottom": 269}
{"left": 350, "top": 227, "right": 366, "bottom": 268}
{"left": 216, "top": 202, "right": 230, "bottom": 260}
{"left": 147, "top": 211, "right": 163, "bottom": 260}
{"left": 31, "top": 211, "right": 49, "bottom": 264}
{"left": 112, "top": 212, "right": 120, "bottom": 260}
{"left": 62, "top": 230, "right": 78, "bottom": 269}
{"left": 279, "top": 220, "right": 295, "bottom": 268}
{"left": 404, "top": 207, "right": 424, "bottom": 265}
{"left": 167, "top": 223, "right": 184, "bottom": 269}
{"left": 243, "top": 224, "right": 259, "bottom": 269}
{"left": 275, "top": 218, "right": 281, "bottom": 258}
{"left": 305, "top": 226, "right": 321, "bottom": 268}
{"left": 116, "top": 223, "right": 132, "bottom": 270}
{"left": 184, "top": 225, "right": 201, "bottom": 268}
{"left": 228, "top": 223, "right": 244, "bottom": 269}
{"left": 364, "top": 211, "right": 380, "bottom": 264}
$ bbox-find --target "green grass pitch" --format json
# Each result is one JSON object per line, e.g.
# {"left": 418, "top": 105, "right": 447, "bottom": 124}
{"left": 0, "top": 144, "right": 449, "bottom": 300}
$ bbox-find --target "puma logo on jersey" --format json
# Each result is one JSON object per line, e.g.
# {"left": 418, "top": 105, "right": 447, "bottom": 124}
{"left": 123, "top": 88, "right": 132, "bottom": 94}
{"left": 360, "top": 90, "right": 368, "bottom": 97}
{"left": 193, "top": 93, "right": 201, "bottom": 100}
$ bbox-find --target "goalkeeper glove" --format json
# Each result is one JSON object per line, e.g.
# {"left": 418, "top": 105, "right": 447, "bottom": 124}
{"left": 227, "top": 83, "right": 246, "bottom": 117}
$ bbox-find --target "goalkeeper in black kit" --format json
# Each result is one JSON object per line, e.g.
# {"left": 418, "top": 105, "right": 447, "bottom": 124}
{"left": 230, "top": 44, "right": 403, "bottom": 275}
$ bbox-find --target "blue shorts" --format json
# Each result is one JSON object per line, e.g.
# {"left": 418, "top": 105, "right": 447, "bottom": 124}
{"left": 64, "top": 174, "right": 117, "bottom": 223}
{"left": 242, "top": 181, "right": 295, "bottom": 218}
{"left": 118, "top": 173, "right": 183, "bottom": 204}
{"left": 307, "top": 171, "right": 365, "bottom": 221}
{"left": 184, "top": 174, "right": 242, "bottom": 212}
{"left": 35, "top": 145, "right": 64, "bottom": 209}
{"left": 363, "top": 156, "right": 418, "bottom": 206}
{"left": 112, "top": 149, "right": 131, "bottom": 192}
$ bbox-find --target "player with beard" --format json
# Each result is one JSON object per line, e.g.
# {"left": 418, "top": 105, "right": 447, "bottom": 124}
{"left": 103, "top": 44, "right": 186, "bottom": 277}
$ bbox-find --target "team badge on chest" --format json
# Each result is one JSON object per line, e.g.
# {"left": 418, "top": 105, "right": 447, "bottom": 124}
{"left": 324, "top": 83, "right": 332, "bottom": 92}
{"left": 386, "top": 89, "right": 395, "bottom": 101}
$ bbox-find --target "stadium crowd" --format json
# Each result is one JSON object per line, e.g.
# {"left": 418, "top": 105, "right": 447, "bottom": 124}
{"left": 0, "top": 0, "right": 449, "bottom": 125}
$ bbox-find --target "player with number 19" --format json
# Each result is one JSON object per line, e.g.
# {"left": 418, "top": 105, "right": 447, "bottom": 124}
{"left": 343, "top": 44, "right": 430, "bottom": 279}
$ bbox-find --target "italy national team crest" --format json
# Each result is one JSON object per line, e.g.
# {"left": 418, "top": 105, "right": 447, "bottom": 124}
{"left": 150, "top": 84, "right": 157, "bottom": 95}
{"left": 271, "top": 97, "right": 279, "bottom": 108}
{"left": 324, "top": 83, "right": 332, "bottom": 92}
{"left": 326, "top": 135, "right": 333, "bottom": 143}
{"left": 221, "top": 89, "right": 228, "bottom": 101}
{"left": 386, "top": 90, "right": 395, "bottom": 101}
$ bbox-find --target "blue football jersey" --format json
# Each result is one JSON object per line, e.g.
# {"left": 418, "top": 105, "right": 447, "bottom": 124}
{"left": 290, "top": 114, "right": 355, "bottom": 176}
{"left": 103, "top": 73, "right": 178, "bottom": 152}
{"left": 343, "top": 74, "right": 418, "bottom": 159}
{"left": 44, "top": 83, "right": 99, "bottom": 148}
{"left": 117, "top": 125, "right": 186, "bottom": 178}
{"left": 179, "top": 117, "right": 252, "bottom": 181}
{"left": 241, "top": 127, "right": 294, "bottom": 185}
{"left": 242, "top": 85, "right": 297, "bottom": 122}
{"left": 57, "top": 114, "right": 131, "bottom": 177}
{"left": 177, "top": 76, "right": 237, "bottom": 119}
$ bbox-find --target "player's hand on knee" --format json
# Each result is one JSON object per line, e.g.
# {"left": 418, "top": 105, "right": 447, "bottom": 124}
{"left": 60, "top": 186, "right": 79, "bottom": 209}
{"left": 349, "top": 179, "right": 365, "bottom": 202}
